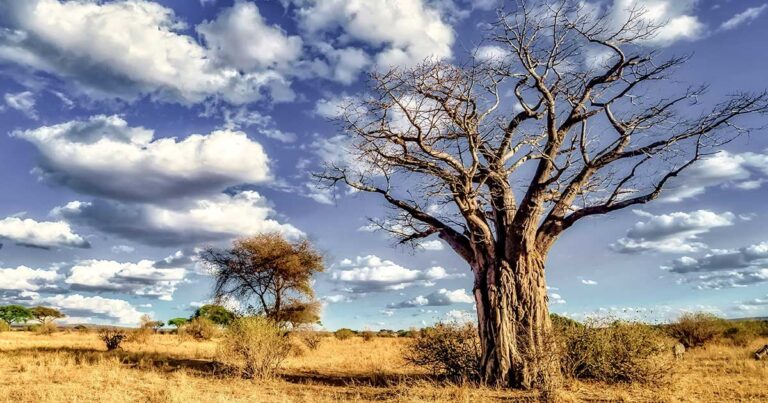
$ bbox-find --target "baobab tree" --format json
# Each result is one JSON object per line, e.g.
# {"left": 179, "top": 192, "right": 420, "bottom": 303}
{"left": 317, "top": 1, "right": 768, "bottom": 389}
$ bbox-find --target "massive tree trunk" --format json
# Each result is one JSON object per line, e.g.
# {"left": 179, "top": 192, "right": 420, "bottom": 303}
{"left": 473, "top": 250, "right": 554, "bottom": 389}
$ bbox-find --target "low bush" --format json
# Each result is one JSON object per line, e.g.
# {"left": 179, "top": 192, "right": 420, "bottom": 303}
{"left": 722, "top": 324, "right": 755, "bottom": 347}
{"left": 218, "top": 316, "right": 291, "bottom": 380}
{"left": 179, "top": 317, "right": 219, "bottom": 341}
{"left": 334, "top": 328, "right": 355, "bottom": 340}
{"left": 295, "top": 330, "right": 323, "bottom": 350}
{"left": 0, "top": 321, "right": 10, "bottom": 332}
{"left": 558, "top": 320, "right": 672, "bottom": 384}
{"left": 405, "top": 322, "right": 480, "bottom": 382}
{"left": 35, "top": 321, "right": 58, "bottom": 335}
{"left": 667, "top": 312, "right": 724, "bottom": 348}
{"left": 125, "top": 327, "right": 153, "bottom": 343}
{"left": 361, "top": 330, "right": 375, "bottom": 342}
{"left": 99, "top": 329, "right": 127, "bottom": 351}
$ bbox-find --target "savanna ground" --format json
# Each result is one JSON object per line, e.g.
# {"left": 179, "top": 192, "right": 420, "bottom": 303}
{"left": 0, "top": 330, "right": 766, "bottom": 402}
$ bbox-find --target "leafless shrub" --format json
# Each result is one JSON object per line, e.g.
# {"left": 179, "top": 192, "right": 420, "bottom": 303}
{"left": 296, "top": 330, "right": 323, "bottom": 350}
{"left": 405, "top": 322, "right": 480, "bottom": 382}
{"left": 99, "top": 329, "right": 127, "bottom": 351}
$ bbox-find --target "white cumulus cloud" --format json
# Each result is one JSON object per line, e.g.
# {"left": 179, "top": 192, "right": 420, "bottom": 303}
{"left": 65, "top": 259, "right": 186, "bottom": 301}
{"left": 331, "top": 255, "right": 459, "bottom": 293}
{"left": 0, "top": 216, "right": 89, "bottom": 249}
{"left": 14, "top": 115, "right": 271, "bottom": 203}
{"left": 612, "top": 210, "right": 735, "bottom": 254}
{"left": 388, "top": 288, "right": 473, "bottom": 308}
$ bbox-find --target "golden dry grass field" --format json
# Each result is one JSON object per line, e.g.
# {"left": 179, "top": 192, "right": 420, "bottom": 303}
{"left": 0, "top": 331, "right": 766, "bottom": 402}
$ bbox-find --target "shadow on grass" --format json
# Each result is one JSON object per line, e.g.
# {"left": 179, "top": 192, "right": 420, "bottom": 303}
{"left": 0, "top": 346, "right": 428, "bottom": 388}
{"left": 0, "top": 346, "right": 225, "bottom": 377}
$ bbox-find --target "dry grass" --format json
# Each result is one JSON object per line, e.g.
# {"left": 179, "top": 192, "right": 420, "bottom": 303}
{"left": 0, "top": 331, "right": 766, "bottom": 402}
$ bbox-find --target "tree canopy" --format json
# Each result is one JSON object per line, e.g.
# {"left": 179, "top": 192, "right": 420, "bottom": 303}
{"left": 30, "top": 306, "right": 66, "bottom": 324}
{"left": 200, "top": 233, "right": 324, "bottom": 328}
{"left": 193, "top": 304, "right": 236, "bottom": 326}
{"left": 0, "top": 305, "right": 33, "bottom": 326}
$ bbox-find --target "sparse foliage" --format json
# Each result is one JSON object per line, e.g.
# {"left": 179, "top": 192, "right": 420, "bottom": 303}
{"left": 218, "top": 316, "right": 291, "bottom": 380}
{"left": 316, "top": 0, "right": 768, "bottom": 388}
{"left": 295, "top": 329, "right": 323, "bottom": 350}
{"left": 201, "top": 233, "right": 325, "bottom": 328}
{"left": 30, "top": 306, "right": 65, "bottom": 324}
{"left": 405, "top": 322, "right": 481, "bottom": 382}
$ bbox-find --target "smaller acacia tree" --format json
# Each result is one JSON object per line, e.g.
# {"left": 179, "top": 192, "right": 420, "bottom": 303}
{"left": 30, "top": 306, "right": 66, "bottom": 324}
{"left": 193, "top": 304, "right": 236, "bottom": 326}
{"left": 167, "top": 317, "right": 188, "bottom": 329}
{"left": 201, "top": 233, "right": 324, "bottom": 328}
{"left": 0, "top": 305, "right": 32, "bottom": 327}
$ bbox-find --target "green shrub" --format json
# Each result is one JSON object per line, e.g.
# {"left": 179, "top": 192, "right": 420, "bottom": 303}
{"left": 667, "top": 312, "right": 724, "bottom": 348}
{"left": 559, "top": 320, "right": 671, "bottom": 384}
{"left": 0, "top": 321, "right": 10, "bottom": 332}
{"left": 396, "top": 329, "right": 415, "bottom": 338}
{"left": 334, "top": 328, "right": 355, "bottom": 340}
{"left": 179, "top": 317, "right": 219, "bottom": 341}
{"left": 405, "top": 322, "right": 480, "bottom": 382}
{"left": 218, "top": 316, "right": 291, "bottom": 380}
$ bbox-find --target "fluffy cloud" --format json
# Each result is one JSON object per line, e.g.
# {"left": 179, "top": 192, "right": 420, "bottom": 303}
{"left": 611, "top": 210, "right": 735, "bottom": 254}
{"left": 331, "top": 255, "right": 459, "bottom": 292}
{"left": 550, "top": 293, "right": 566, "bottom": 305}
{"left": 0, "top": 216, "right": 89, "bottom": 249}
{"left": 419, "top": 239, "right": 445, "bottom": 251}
{"left": 720, "top": 4, "right": 767, "bottom": 31}
{"left": 3, "top": 91, "right": 37, "bottom": 118}
{"left": 0, "top": 0, "right": 293, "bottom": 104}
{"left": 663, "top": 151, "right": 768, "bottom": 202}
{"left": 388, "top": 288, "right": 473, "bottom": 308}
{"left": 581, "top": 279, "right": 598, "bottom": 285}
{"left": 665, "top": 242, "right": 768, "bottom": 273}
{"left": 14, "top": 115, "right": 271, "bottom": 203}
{"left": 294, "top": 0, "right": 454, "bottom": 73}
{"left": 609, "top": 0, "right": 704, "bottom": 46}
{"left": 663, "top": 241, "right": 768, "bottom": 289}
{"left": 444, "top": 309, "right": 475, "bottom": 323}
{"left": 65, "top": 259, "right": 186, "bottom": 301}
{"left": 680, "top": 269, "right": 768, "bottom": 290}
{"left": 197, "top": 1, "right": 302, "bottom": 71}
{"left": 52, "top": 191, "right": 303, "bottom": 246}
{"left": 42, "top": 294, "right": 146, "bottom": 325}
{"left": 0, "top": 265, "right": 60, "bottom": 292}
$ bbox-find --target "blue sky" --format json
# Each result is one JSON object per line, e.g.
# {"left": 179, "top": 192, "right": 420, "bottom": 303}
{"left": 0, "top": 0, "right": 767, "bottom": 330}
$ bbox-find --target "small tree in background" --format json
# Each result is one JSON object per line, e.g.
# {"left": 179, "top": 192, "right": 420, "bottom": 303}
{"left": 0, "top": 305, "right": 32, "bottom": 327}
{"left": 30, "top": 306, "right": 66, "bottom": 324}
{"left": 193, "top": 304, "right": 236, "bottom": 326}
{"left": 201, "top": 233, "right": 324, "bottom": 328}
{"left": 168, "top": 317, "right": 188, "bottom": 329}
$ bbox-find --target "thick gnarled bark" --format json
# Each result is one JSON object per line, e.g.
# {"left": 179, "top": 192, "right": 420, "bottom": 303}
{"left": 474, "top": 252, "right": 553, "bottom": 388}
